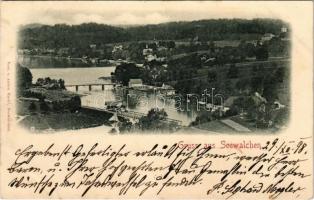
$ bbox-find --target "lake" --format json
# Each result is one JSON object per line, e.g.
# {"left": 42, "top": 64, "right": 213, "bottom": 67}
{"left": 29, "top": 66, "right": 197, "bottom": 126}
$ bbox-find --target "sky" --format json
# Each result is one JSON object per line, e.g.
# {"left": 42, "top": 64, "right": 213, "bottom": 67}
{"left": 3, "top": 1, "right": 309, "bottom": 26}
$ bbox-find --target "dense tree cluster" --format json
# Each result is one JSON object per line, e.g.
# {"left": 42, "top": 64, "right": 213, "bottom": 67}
{"left": 113, "top": 63, "right": 143, "bottom": 86}
{"left": 137, "top": 108, "right": 170, "bottom": 131}
{"left": 35, "top": 77, "right": 66, "bottom": 90}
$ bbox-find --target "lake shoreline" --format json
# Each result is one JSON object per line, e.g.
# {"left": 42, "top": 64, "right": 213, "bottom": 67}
{"left": 18, "top": 54, "right": 116, "bottom": 69}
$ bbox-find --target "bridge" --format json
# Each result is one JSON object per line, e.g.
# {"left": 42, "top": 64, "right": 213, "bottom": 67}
{"left": 82, "top": 106, "right": 182, "bottom": 126}
{"left": 65, "top": 83, "right": 120, "bottom": 92}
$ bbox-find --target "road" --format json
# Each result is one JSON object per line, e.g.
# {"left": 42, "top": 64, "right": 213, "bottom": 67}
{"left": 221, "top": 119, "right": 251, "bottom": 132}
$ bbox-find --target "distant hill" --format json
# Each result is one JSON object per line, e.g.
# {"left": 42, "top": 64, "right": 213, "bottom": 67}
{"left": 20, "top": 23, "right": 44, "bottom": 30}
{"left": 18, "top": 18, "right": 288, "bottom": 49}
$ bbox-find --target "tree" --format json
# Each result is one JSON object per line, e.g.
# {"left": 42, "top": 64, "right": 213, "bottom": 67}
{"left": 68, "top": 96, "right": 81, "bottom": 112}
{"left": 227, "top": 64, "right": 239, "bottom": 79}
{"left": 209, "top": 41, "right": 215, "bottom": 52}
{"left": 148, "top": 43, "right": 157, "bottom": 50}
{"left": 238, "top": 40, "right": 247, "bottom": 60}
{"left": 273, "top": 107, "right": 289, "bottom": 127}
{"left": 263, "top": 76, "right": 278, "bottom": 102}
{"left": 147, "top": 108, "right": 167, "bottom": 121}
{"left": 36, "top": 78, "right": 45, "bottom": 86}
{"left": 246, "top": 43, "right": 257, "bottom": 57}
{"left": 274, "top": 67, "right": 285, "bottom": 83}
{"left": 137, "top": 108, "right": 169, "bottom": 131}
{"left": 17, "top": 64, "right": 32, "bottom": 90}
{"left": 256, "top": 42, "right": 269, "bottom": 60}
{"left": 114, "top": 63, "right": 142, "bottom": 86}
{"left": 40, "top": 100, "right": 50, "bottom": 113}
{"left": 20, "top": 19, "right": 287, "bottom": 50}
{"left": 142, "top": 60, "right": 165, "bottom": 86}
{"left": 190, "top": 111, "right": 214, "bottom": 126}
{"left": 191, "top": 53, "right": 202, "bottom": 68}
{"left": 118, "top": 118, "right": 133, "bottom": 133}
{"left": 225, "top": 106, "right": 239, "bottom": 117}
{"left": 251, "top": 76, "right": 264, "bottom": 93}
{"left": 244, "top": 97, "right": 259, "bottom": 119}
{"left": 236, "top": 79, "right": 250, "bottom": 94}
{"left": 58, "top": 79, "right": 66, "bottom": 90}
{"left": 36, "top": 77, "right": 66, "bottom": 90}
{"left": 28, "top": 102, "right": 36, "bottom": 113}
{"left": 44, "top": 77, "right": 52, "bottom": 84}
{"left": 167, "top": 41, "right": 176, "bottom": 49}
{"left": 228, "top": 96, "right": 261, "bottom": 120}
{"left": 207, "top": 71, "right": 217, "bottom": 82}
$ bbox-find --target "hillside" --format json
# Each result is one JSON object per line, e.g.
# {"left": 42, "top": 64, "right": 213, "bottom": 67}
{"left": 18, "top": 18, "right": 288, "bottom": 49}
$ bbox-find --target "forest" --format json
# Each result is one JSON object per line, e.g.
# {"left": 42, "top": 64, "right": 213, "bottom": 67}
{"left": 19, "top": 18, "right": 289, "bottom": 49}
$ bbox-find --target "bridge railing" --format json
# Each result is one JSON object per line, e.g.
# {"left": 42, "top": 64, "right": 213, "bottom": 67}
{"left": 65, "top": 83, "right": 120, "bottom": 91}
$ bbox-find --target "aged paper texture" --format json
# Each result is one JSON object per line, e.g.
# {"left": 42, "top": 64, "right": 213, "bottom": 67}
{"left": 0, "top": 1, "right": 313, "bottom": 199}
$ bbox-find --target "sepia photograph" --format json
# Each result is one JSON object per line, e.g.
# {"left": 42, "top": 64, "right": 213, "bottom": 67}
{"left": 15, "top": 4, "right": 291, "bottom": 134}
{"left": 1, "top": 1, "right": 313, "bottom": 199}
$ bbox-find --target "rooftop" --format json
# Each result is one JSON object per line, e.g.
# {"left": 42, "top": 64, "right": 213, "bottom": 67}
{"left": 129, "top": 79, "right": 143, "bottom": 84}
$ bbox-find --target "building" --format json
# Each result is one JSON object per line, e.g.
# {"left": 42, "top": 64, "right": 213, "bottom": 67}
{"left": 112, "top": 45, "right": 123, "bottom": 53}
{"left": 42, "top": 49, "right": 56, "bottom": 55}
{"left": 261, "top": 33, "right": 275, "bottom": 42}
{"left": 146, "top": 54, "right": 157, "bottom": 62}
{"left": 161, "top": 84, "right": 175, "bottom": 96}
{"left": 192, "top": 36, "right": 201, "bottom": 45}
{"left": 157, "top": 46, "right": 168, "bottom": 52}
{"left": 90, "top": 58, "right": 99, "bottom": 64}
{"left": 89, "top": 44, "right": 97, "bottom": 49}
{"left": 57, "top": 48, "right": 70, "bottom": 56}
{"left": 128, "top": 79, "right": 143, "bottom": 88}
{"left": 143, "top": 46, "right": 153, "bottom": 56}
{"left": 281, "top": 27, "right": 288, "bottom": 33}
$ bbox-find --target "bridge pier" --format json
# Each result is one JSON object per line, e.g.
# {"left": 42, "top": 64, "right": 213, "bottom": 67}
{"left": 102, "top": 84, "right": 104, "bottom": 91}
{"left": 75, "top": 85, "right": 79, "bottom": 92}
{"left": 89, "top": 85, "right": 92, "bottom": 91}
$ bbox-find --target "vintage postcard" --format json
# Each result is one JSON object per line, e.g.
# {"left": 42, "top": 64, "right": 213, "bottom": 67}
{"left": 0, "top": 1, "right": 313, "bottom": 199}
